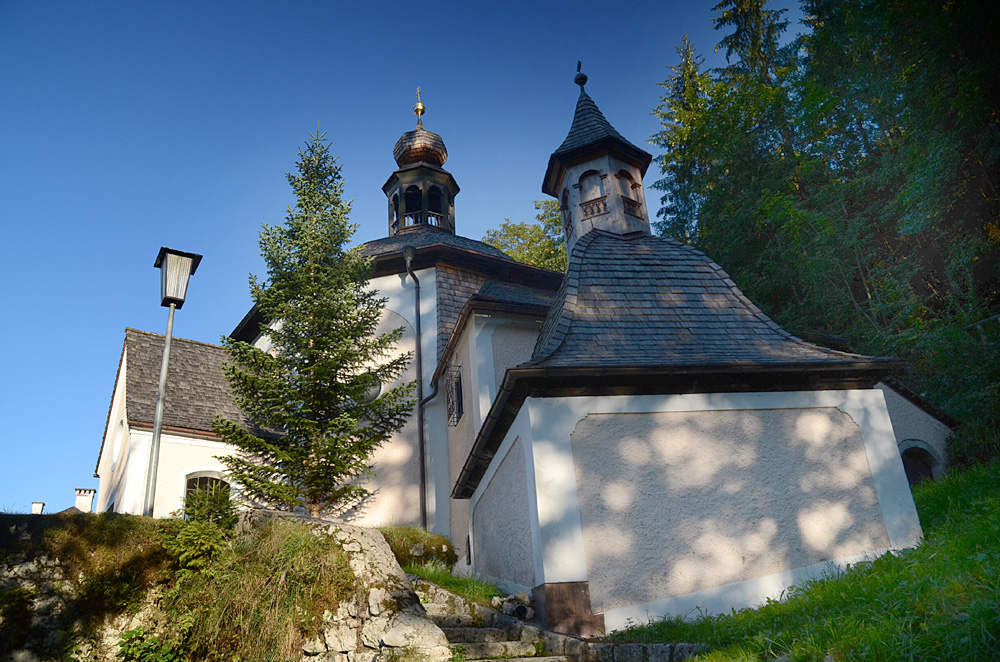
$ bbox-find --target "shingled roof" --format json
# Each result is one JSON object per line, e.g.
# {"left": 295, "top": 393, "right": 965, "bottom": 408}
{"left": 360, "top": 225, "right": 512, "bottom": 262}
{"left": 123, "top": 328, "right": 248, "bottom": 432}
{"left": 526, "top": 230, "right": 887, "bottom": 371}
{"left": 543, "top": 84, "right": 652, "bottom": 196}
{"left": 452, "top": 230, "right": 898, "bottom": 498}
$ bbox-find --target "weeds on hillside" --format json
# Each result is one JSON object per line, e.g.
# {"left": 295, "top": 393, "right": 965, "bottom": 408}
{"left": 607, "top": 460, "right": 1000, "bottom": 661}
{"left": 165, "top": 517, "right": 357, "bottom": 661}
{"left": 405, "top": 559, "right": 504, "bottom": 607}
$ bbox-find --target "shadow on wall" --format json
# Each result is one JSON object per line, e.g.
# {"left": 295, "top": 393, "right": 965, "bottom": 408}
{"left": 568, "top": 407, "right": 892, "bottom": 614}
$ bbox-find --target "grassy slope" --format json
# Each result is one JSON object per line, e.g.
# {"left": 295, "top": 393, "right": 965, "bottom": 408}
{"left": 608, "top": 460, "right": 1000, "bottom": 661}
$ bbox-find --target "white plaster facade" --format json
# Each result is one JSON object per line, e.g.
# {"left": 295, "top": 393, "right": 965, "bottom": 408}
{"left": 467, "top": 390, "right": 922, "bottom": 629}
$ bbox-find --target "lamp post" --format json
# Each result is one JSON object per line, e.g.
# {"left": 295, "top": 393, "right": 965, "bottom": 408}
{"left": 142, "top": 247, "right": 202, "bottom": 517}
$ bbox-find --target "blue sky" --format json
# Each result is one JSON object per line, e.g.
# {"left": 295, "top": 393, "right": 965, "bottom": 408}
{"left": 0, "top": 1, "right": 803, "bottom": 513}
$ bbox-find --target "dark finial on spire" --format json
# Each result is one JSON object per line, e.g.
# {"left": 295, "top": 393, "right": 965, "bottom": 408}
{"left": 574, "top": 61, "right": 588, "bottom": 88}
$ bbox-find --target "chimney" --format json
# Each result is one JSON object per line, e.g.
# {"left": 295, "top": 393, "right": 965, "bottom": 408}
{"left": 31, "top": 502, "right": 44, "bottom": 514}
{"left": 75, "top": 488, "right": 96, "bottom": 513}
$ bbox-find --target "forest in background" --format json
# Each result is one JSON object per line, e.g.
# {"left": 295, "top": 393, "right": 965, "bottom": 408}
{"left": 649, "top": 0, "right": 998, "bottom": 461}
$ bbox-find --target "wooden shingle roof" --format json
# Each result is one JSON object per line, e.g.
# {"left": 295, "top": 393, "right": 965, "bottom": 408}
{"left": 526, "top": 230, "right": 881, "bottom": 371}
{"left": 542, "top": 85, "right": 653, "bottom": 196}
{"left": 123, "top": 328, "right": 247, "bottom": 432}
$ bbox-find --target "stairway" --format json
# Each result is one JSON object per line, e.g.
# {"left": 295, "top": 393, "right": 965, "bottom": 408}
{"left": 411, "top": 578, "right": 568, "bottom": 662}
{"left": 409, "top": 575, "right": 706, "bottom": 662}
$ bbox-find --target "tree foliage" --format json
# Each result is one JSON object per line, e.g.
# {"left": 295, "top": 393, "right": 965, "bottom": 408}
{"left": 213, "top": 133, "right": 415, "bottom": 517}
{"left": 482, "top": 200, "right": 567, "bottom": 272}
{"left": 653, "top": 0, "right": 1000, "bottom": 441}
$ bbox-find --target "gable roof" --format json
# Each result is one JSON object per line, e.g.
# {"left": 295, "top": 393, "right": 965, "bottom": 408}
{"left": 432, "top": 280, "right": 559, "bottom": 383}
{"left": 123, "top": 328, "right": 249, "bottom": 433}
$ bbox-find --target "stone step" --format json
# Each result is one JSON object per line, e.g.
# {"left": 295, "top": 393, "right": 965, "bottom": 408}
{"left": 442, "top": 627, "right": 509, "bottom": 644}
{"left": 429, "top": 613, "right": 478, "bottom": 628}
{"left": 451, "top": 640, "right": 538, "bottom": 659}
{"left": 421, "top": 602, "right": 452, "bottom": 616}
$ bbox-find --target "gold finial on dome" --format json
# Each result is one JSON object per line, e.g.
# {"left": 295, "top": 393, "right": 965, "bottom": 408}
{"left": 413, "top": 87, "right": 425, "bottom": 118}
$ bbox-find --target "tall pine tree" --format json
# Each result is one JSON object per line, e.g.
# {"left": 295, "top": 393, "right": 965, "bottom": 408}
{"left": 213, "top": 132, "right": 415, "bottom": 518}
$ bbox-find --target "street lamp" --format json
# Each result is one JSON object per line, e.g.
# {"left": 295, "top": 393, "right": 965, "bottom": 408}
{"left": 142, "top": 247, "right": 202, "bottom": 517}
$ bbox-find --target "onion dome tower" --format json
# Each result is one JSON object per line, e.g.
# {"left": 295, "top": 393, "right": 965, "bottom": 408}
{"left": 383, "top": 90, "right": 460, "bottom": 236}
{"left": 542, "top": 65, "right": 653, "bottom": 255}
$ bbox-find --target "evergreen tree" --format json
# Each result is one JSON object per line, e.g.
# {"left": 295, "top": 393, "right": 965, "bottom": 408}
{"left": 213, "top": 132, "right": 415, "bottom": 518}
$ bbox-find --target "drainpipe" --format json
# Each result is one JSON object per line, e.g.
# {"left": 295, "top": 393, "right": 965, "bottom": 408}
{"left": 402, "top": 246, "right": 427, "bottom": 530}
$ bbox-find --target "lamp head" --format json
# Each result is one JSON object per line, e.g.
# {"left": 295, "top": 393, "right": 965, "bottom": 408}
{"left": 154, "top": 247, "right": 203, "bottom": 308}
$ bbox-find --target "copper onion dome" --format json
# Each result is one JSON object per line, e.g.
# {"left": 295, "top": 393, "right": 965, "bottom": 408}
{"left": 393, "top": 90, "right": 448, "bottom": 167}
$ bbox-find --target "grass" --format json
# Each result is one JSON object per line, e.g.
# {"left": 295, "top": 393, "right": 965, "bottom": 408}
{"left": 376, "top": 525, "right": 504, "bottom": 608}
{"left": 379, "top": 524, "right": 458, "bottom": 566}
{"left": 404, "top": 559, "right": 504, "bottom": 607}
{"left": 607, "top": 460, "right": 1000, "bottom": 661}
{"left": 165, "top": 517, "right": 358, "bottom": 661}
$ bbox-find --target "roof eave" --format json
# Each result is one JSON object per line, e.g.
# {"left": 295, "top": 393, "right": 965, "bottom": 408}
{"left": 543, "top": 137, "right": 653, "bottom": 197}
{"left": 452, "top": 357, "right": 900, "bottom": 498}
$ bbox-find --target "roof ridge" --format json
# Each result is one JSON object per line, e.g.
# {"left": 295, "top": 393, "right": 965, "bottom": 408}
{"left": 125, "top": 327, "right": 225, "bottom": 351}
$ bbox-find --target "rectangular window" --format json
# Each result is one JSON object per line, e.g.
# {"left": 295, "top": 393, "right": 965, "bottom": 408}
{"left": 447, "top": 365, "right": 464, "bottom": 426}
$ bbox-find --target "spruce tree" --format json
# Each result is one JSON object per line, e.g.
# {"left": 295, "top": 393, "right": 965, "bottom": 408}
{"left": 213, "top": 132, "right": 414, "bottom": 518}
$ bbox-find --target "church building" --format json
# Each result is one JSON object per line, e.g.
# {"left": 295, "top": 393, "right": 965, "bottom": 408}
{"left": 95, "top": 72, "right": 933, "bottom": 635}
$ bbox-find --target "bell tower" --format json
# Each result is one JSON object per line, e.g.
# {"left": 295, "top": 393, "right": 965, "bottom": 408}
{"left": 383, "top": 90, "right": 460, "bottom": 236}
{"left": 542, "top": 66, "right": 653, "bottom": 255}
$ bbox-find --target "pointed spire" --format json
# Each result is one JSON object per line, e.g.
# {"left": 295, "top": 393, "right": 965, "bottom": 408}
{"left": 542, "top": 67, "right": 652, "bottom": 196}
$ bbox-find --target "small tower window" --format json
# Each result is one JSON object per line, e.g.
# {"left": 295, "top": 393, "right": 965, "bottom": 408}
{"left": 561, "top": 189, "right": 573, "bottom": 238}
{"left": 404, "top": 185, "right": 422, "bottom": 226}
{"left": 618, "top": 171, "right": 635, "bottom": 199}
{"left": 578, "top": 171, "right": 607, "bottom": 219}
{"left": 428, "top": 186, "right": 444, "bottom": 226}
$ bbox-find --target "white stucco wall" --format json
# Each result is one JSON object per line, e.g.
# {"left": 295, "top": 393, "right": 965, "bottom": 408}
{"left": 876, "top": 383, "right": 951, "bottom": 476}
{"left": 95, "top": 357, "right": 130, "bottom": 514}
{"left": 571, "top": 408, "right": 889, "bottom": 614}
{"left": 467, "top": 389, "right": 922, "bottom": 630}
{"left": 152, "top": 434, "right": 235, "bottom": 518}
{"left": 472, "top": 437, "right": 535, "bottom": 589}
{"left": 491, "top": 321, "right": 543, "bottom": 395}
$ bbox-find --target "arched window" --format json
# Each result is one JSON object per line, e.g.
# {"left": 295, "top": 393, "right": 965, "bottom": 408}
{"left": 618, "top": 171, "right": 635, "bottom": 199}
{"left": 901, "top": 447, "right": 935, "bottom": 485}
{"left": 391, "top": 193, "right": 400, "bottom": 232}
{"left": 427, "top": 186, "right": 444, "bottom": 226}
{"left": 578, "top": 171, "right": 607, "bottom": 219}
{"left": 898, "top": 439, "right": 944, "bottom": 485}
{"left": 404, "top": 185, "right": 422, "bottom": 226}
{"left": 618, "top": 170, "right": 643, "bottom": 218}
{"left": 579, "top": 171, "right": 604, "bottom": 201}
{"left": 185, "top": 471, "right": 230, "bottom": 497}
